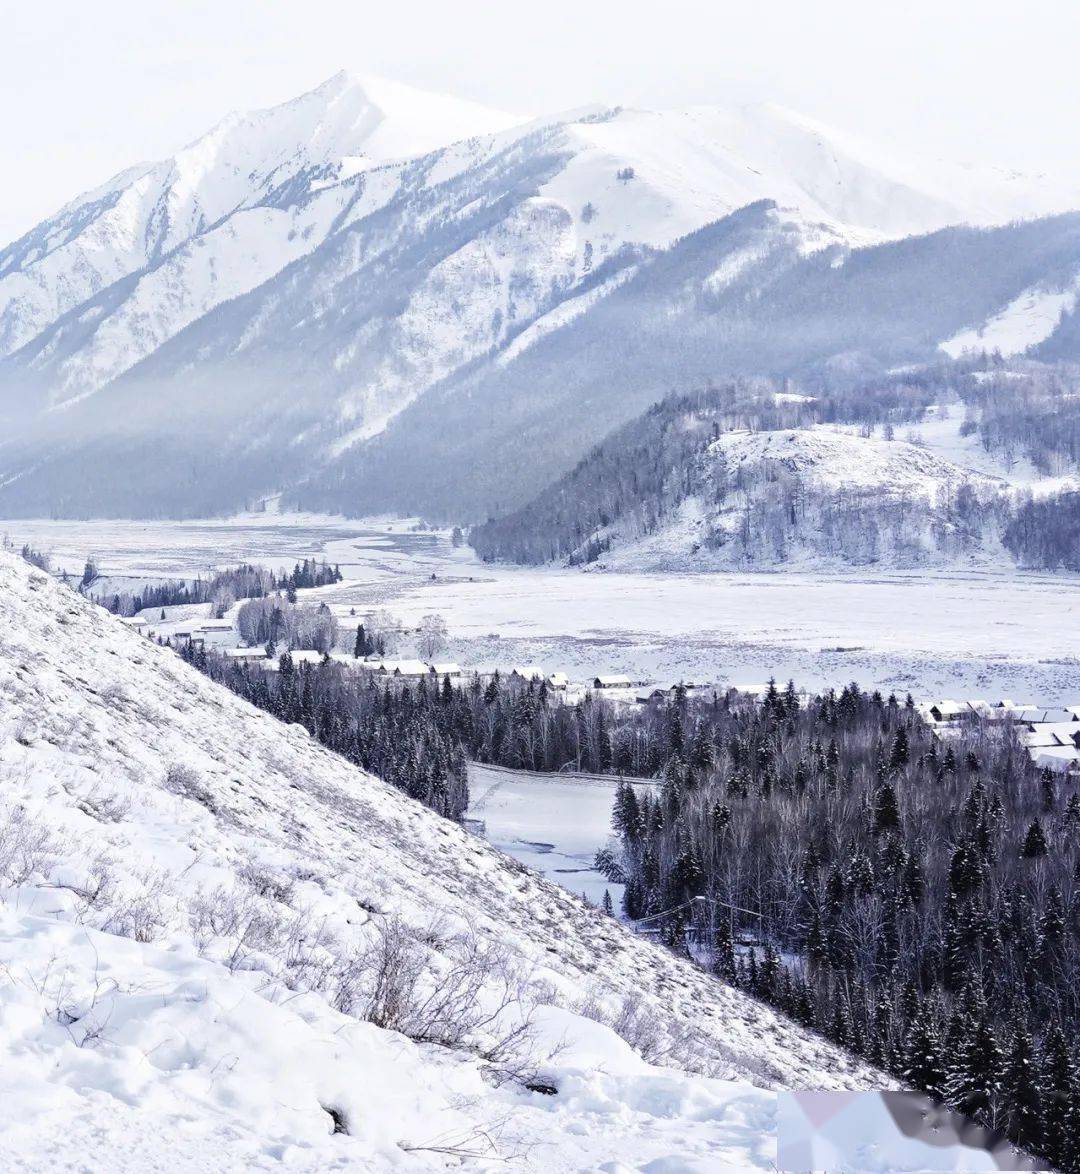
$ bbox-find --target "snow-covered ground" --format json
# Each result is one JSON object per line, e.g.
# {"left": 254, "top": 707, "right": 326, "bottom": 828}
{"left": 940, "top": 274, "right": 1080, "bottom": 358}
{"left": 8, "top": 510, "right": 1080, "bottom": 704}
{"left": 1, "top": 548, "right": 890, "bottom": 1171}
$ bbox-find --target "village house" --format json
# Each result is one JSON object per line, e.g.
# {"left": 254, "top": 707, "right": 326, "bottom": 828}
{"left": 371, "top": 659, "right": 430, "bottom": 678}
{"left": 223, "top": 646, "right": 269, "bottom": 662}
{"left": 923, "top": 694, "right": 1080, "bottom": 774}
{"left": 546, "top": 672, "right": 569, "bottom": 690}
{"left": 428, "top": 663, "right": 462, "bottom": 680}
{"left": 196, "top": 619, "right": 234, "bottom": 634}
{"left": 593, "top": 674, "right": 633, "bottom": 690}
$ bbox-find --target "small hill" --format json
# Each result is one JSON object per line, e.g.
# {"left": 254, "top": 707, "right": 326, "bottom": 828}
{"left": 596, "top": 427, "right": 1007, "bottom": 572}
{"left": 0, "top": 550, "right": 880, "bottom": 1169}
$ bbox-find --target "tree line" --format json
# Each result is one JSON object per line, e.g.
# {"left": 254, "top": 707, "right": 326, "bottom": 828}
{"left": 87, "top": 558, "right": 342, "bottom": 618}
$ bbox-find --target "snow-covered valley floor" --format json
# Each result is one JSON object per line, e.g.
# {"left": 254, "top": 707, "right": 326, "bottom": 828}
{"left": 8, "top": 513, "right": 1080, "bottom": 703}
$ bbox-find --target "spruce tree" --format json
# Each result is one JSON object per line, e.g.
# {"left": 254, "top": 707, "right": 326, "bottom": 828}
{"left": 1021, "top": 818, "right": 1049, "bottom": 859}
{"left": 1040, "top": 1022, "right": 1077, "bottom": 1172}
{"left": 1001, "top": 1017, "right": 1043, "bottom": 1153}
{"left": 873, "top": 782, "right": 901, "bottom": 834}
{"left": 902, "top": 1002, "right": 946, "bottom": 1100}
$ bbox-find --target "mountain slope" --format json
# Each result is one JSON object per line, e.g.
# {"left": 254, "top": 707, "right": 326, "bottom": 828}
{"left": 297, "top": 206, "right": 1080, "bottom": 522}
{"left": 4, "top": 75, "right": 1080, "bottom": 519}
{"left": 0, "top": 550, "right": 881, "bottom": 1169}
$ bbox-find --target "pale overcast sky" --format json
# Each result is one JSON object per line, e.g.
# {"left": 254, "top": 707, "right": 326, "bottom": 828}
{"left": 3, "top": 0, "right": 1079, "bottom": 241}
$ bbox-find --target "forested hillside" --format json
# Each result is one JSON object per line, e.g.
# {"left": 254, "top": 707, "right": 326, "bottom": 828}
{"left": 602, "top": 682, "right": 1080, "bottom": 1173}
{"left": 470, "top": 357, "right": 1080, "bottom": 571}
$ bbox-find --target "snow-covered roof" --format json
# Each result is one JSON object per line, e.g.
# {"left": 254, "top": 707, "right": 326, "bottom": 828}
{"left": 1033, "top": 722, "right": 1080, "bottom": 747}
{"left": 119, "top": 616, "right": 148, "bottom": 628}
{"left": 1018, "top": 707, "right": 1078, "bottom": 726}
{"left": 1034, "top": 746, "right": 1080, "bottom": 773}
{"left": 594, "top": 674, "right": 633, "bottom": 688}
{"left": 196, "top": 619, "right": 234, "bottom": 631}
{"left": 374, "top": 659, "right": 429, "bottom": 676}
{"left": 428, "top": 663, "right": 461, "bottom": 675}
{"left": 223, "top": 646, "right": 268, "bottom": 659}
{"left": 1019, "top": 729, "right": 1061, "bottom": 748}
{"left": 547, "top": 672, "right": 569, "bottom": 687}
{"left": 287, "top": 649, "right": 329, "bottom": 665}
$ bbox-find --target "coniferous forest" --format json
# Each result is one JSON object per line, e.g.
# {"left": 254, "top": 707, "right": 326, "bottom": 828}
{"left": 176, "top": 647, "right": 1080, "bottom": 1169}
{"left": 603, "top": 682, "right": 1080, "bottom": 1172}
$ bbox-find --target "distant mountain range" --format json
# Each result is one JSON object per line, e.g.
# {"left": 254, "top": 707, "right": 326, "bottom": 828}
{"left": 3, "top": 72, "right": 1080, "bottom": 519}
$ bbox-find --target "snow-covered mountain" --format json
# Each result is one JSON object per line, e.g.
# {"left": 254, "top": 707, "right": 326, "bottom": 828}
{"left": 3, "top": 72, "right": 1080, "bottom": 519}
{"left": 0, "top": 73, "right": 519, "bottom": 398}
{"left": 0, "top": 548, "right": 880, "bottom": 1169}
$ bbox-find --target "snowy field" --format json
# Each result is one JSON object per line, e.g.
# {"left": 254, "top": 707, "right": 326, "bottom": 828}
{"left": 7, "top": 512, "right": 1080, "bottom": 704}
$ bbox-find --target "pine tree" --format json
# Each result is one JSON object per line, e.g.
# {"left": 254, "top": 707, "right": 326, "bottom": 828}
{"left": 902, "top": 1002, "right": 946, "bottom": 1100}
{"left": 602, "top": 889, "right": 614, "bottom": 916}
{"left": 1001, "top": 1017, "right": 1043, "bottom": 1153}
{"left": 890, "top": 727, "right": 909, "bottom": 770}
{"left": 945, "top": 986, "right": 1003, "bottom": 1124}
{"left": 1040, "top": 1022, "right": 1077, "bottom": 1172}
{"left": 713, "top": 914, "right": 737, "bottom": 983}
{"left": 1021, "top": 818, "right": 1048, "bottom": 858}
{"left": 873, "top": 783, "right": 901, "bottom": 834}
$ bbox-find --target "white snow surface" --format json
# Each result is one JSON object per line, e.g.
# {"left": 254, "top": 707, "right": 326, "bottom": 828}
{"left": 0, "top": 550, "right": 882, "bottom": 1171}
{"left": 940, "top": 274, "right": 1080, "bottom": 358}
{"left": 711, "top": 427, "right": 1005, "bottom": 501}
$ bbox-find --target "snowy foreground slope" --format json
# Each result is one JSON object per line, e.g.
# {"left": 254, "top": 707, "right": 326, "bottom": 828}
{"left": 0, "top": 551, "right": 880, "bottom": 1171}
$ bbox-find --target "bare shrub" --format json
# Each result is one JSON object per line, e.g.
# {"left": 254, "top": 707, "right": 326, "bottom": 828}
{"left": 187, "top": 884, "right": 286, "bottom": 972}
{"left": 0, "top": 803, "right": 64, "bottom": 884}
{"left": 99, "top": 887, "right": 167, "bottom": 943}
{"left": 237, "top": 859, "right": 295, "bottom": 906}
{"left": 99, "top": 682, "right": 130, "bottom": 706}
{"left": 578, "top": 990, "right": 710, "bottom": 1073}
{"left": 163, "top": 763, "right": 218, "bottom": 813}
{"left": 76, "top": 787, "right": 130, "bottom": 824}
{"left": 333, "top": 918, "right": 546, "bottom": 1084}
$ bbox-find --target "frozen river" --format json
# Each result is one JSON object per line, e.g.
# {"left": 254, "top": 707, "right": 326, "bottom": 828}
{"left": 466, "top": 763, "right": 645, "bottom": 909}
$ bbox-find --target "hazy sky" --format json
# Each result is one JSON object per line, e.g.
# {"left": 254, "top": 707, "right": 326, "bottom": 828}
{"left": 3, "top": 0, "right": 1079, "bottom": 242}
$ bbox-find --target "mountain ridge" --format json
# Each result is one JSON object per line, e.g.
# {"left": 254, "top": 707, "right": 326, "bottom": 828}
{"left": 4, "top": 74, "right": 1080, "bottom": 519}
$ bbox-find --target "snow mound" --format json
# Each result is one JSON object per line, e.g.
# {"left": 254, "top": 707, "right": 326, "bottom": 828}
{"left": 0, "top": 551, "right": 879, "bottom": 1169}
{"left": 711, "top": 427, "right": 1004, "bottom": 503}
